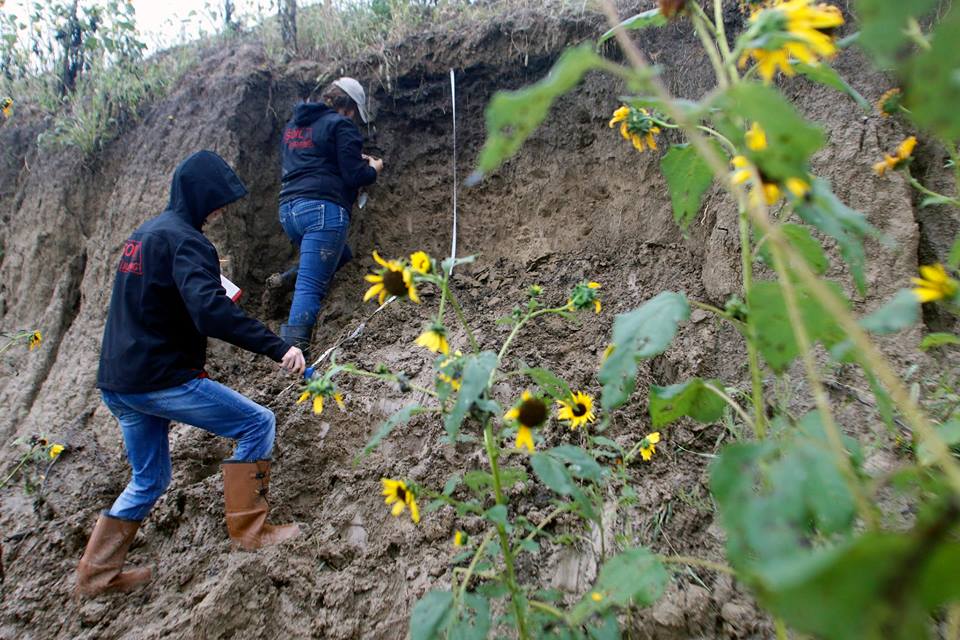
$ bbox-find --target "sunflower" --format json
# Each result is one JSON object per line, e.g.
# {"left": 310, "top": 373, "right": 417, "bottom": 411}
{"left": 27, "top": 330, "right": 42, "bottom": 351}
{"left": 363, "top": 251, "right": 420, "bottom": 305}
{"left": 1, "top": 98, "right": 12, "bottom": 119}
{"left": 638, "top": 432, "right": 662, "bottom": 461}
{"left": 297, "top": 377, "right": 345, "bottom": 416}
{"left": 410, "top": 250, "right": 432, "bottom": 275}
{"left": 873, "top": 136, "right": 917, "bottom": 177}
{"left": 912, "top": 264, "right": 958, "bottom": 304}
{"left": 437, "top": 352, "right": 464, "bottom": 391}
{"left": 608, "top": 105, "right": 661, "bottom": 153}
{"left": 876, "top": 88, "right": 903, "bottom": 117}
{"left": 601, "top": 344, "right": 615, "bottom": 363}
{"left": 454, "top": 530, "right": 467, "bottom": 546}
{"left": 416, "top": 324, "right": 449, "bottom": 355}
{"left": 568, "top": 281, "right": 603, "bottom": 314}
{"left": 738, "top": 0, "right": 844, "bottom": 83}
{"left": 745, "top": 122, "right": 768, "bottom": 152}
{"left": 730, "top": 156, "right": 809, "bottom": 205}
{"left": 382, "top": 478, "right": 420, "bottom": 523}
{"left": 557, "top": 391, "right": 597, "bottom": 430}
{"left": 504, "top": 390, "right": 548, "bottom": 453}
{"left": 49, "top": 443, "right": 65, "bottom": 459}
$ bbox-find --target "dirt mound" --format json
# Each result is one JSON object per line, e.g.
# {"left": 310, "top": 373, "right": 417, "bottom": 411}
{"left": 0, "top": 5, "right": 951, "bottom": 639}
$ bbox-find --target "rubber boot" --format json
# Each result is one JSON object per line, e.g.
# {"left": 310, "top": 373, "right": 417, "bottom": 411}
{"left": 76, "top": 513, "right": 152, "bottom": 597}
{"left": 222, "top": 460, "right": 301, "bottom": 551}
{"left": 279, "top": 323, "right": 313, "bottom": 361}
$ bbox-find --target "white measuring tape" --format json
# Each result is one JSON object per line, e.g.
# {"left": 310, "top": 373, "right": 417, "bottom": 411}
{"left": 449, "top": 68, "right": 459, "bottom": 274}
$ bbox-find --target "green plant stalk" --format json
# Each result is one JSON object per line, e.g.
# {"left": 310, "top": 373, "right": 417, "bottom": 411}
{"left": 0, "top": 450, "right": 35, "bottom": 490}
{"left": 702, "top": 381, "right": 756, "bottom": 433}
{"left": 599, "top": 0, "right": 960, "bottom": 494}
{"left": 739, "top": 209, "right": 768, "bottom": 438}
{"left": 482, "top": 422, "right": 529, "bottom": 639}
{"left": 775, "top": 618, "right": 789, "bottom": 640}
{"left": 444, "top": 282, "right": 480, "bottom": 353}
{"left": 495, "top": 306, "right": 569, "bottom": 378}
{"left": 340, "top": 366, "right": 438, "bottom": 397}
{"left": 436, "top": 272, "right": 449, "bottom": 326}
{"left": 907, "top": 173, "right": 960, "bottom": 206}
{"left": 510, "top": 505, "right": 567, "bottom": 556}
{"left": 765, "top": 220, "right": 879, "bottom": 529}
{"left": 712, "top": 0, "right": 738, "bottom": 83}
{"left": 528, "top": 600, "right": 570, "bottom": 623}
{"left": 449, "top": 529, "right": 495, "bottom": 628}
{"left": 690, "top": 10, "right": 729, "bottom": 89}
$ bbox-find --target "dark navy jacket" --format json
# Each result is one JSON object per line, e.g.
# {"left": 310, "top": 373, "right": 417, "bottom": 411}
{"left": 279, "top": 102, "right": 377, "bottom": 209}
{"left": 97, "top": 151, "right": 290, "bottom": 393}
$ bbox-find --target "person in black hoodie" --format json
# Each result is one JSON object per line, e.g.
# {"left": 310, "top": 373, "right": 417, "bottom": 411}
{"left": 277, "top": 77, "right": 382, "bottom": 356}
{"left": 76, "top": 151, "right": 305, "bottom": 598}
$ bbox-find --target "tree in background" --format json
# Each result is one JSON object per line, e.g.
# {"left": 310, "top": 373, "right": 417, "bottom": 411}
{"left": 279, "top": 0, "right": 297, "bottom": 60}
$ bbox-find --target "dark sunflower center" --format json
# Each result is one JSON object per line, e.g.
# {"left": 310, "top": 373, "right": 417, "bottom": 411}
{"left": 815, "top": 25, "right": 839, "bottom": 37}
{"left": 383, "top": 269, "right": 408, "bottom": 296}
{"left": 572, "top": 403, "right": 588, "bottom": 417}
{"left": 396, "top": 486, "right": 407, "bottom": 501}
{"left": 517, "top": 398, "right": 547, "bottom": 427}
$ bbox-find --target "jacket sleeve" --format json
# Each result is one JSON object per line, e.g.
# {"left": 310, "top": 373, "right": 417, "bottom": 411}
{"left": 333, "top": 119, "right": 378, "bottom": 189}
{"left": 172, "top": 236, "right": 290, "bottom": 361}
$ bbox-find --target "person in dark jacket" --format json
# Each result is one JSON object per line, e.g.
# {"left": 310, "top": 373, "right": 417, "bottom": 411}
{"left": 277, "top": 77, "right": 382, "bottom": 356}
{"left": 76, "top": 150, "right": 305, "bottom": 598}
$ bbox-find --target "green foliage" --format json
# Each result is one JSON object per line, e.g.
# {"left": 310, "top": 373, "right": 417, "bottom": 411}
{"left": 411, "top": 591, "right": 454, "bottom": 640}
{"left": 648, "top": 378, "right": 727, "bottom": 428}
{"left": 717, "top": 83, "right": 824, "bottom": 182}
{"left": 597, "top": 8, "right": 666, "bottom": 45}
{"left": 598, "top": 292, "right": 689, "bottom": 410}
{"left": 917, "top": 419, "right": 960, "bottom": 465}
{"left": 949, "top": 235, "right": 960, "bottom": 270}
{"left": 794, "top": 63, "right": 870, "bottom": 111}
{"left": 444, "top": 351, "right": 497, "bottom": 442}
{"left": 854, "top": 0, "right": 937, "bottom": 66}
{"left": 521, "top": 366, "right": 573, "bottom": 402}
{"left": 795, "top": 178, "right": 880, "bottom": 294}
{"left": 757, "top": 223, "right": 829, "bottom": 275}
{"left": 660, "top": 144, "right": 714, "bottom": 230}
{"left": 859, "top": 289, "right": 920, "bottom": 335}
{"left": 920, "top": 332, "right": 960, "bottom": 350}
{"left": 905, "top": 7, "right": 960, "bottom": 140}
{"left": 470, "top": 44, "right": 604, "bottom": 181}
{"left": 569, "top": 547, "right": 668, "bottom": 624}
{"left": 748, "top": 280, "right": 845, "bottom": 372}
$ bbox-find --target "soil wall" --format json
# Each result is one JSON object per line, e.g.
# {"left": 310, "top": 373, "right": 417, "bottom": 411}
{"left": 0, "top": 4, "right": 953, "bottom": 639}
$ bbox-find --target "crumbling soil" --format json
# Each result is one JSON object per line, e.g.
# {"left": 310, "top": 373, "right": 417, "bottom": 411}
{"left": 1, "top": 3, "right": 957, "bottom": 639}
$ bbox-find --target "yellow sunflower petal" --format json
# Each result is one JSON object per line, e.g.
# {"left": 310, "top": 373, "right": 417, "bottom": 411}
{"left": 515, "top": 426, "right": 535, "bottom": 452}
{"left": 372, "top": 250, "right": 389, "bottom": 268}
{"left": 313, "top": 395, "right": 324, "bottom": 415}
{"left": 364, "top": 283, "right": 384, "bottom": 302}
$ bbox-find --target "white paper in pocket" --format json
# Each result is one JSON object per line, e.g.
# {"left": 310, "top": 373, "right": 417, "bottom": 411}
{"left": 220, "top": 274, "right": 243, "bottom": 302}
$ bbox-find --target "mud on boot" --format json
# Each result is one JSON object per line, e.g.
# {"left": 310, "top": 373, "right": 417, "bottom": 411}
{"left": 222, "top": 460, "right": 301, "bottom": 550}
{"left": 76, "top": 513, "right": 152, "bottom": 597}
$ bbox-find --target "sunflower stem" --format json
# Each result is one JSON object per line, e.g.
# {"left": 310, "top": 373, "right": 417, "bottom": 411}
{"left": 907, "top": 173, "right": 959, "bottom": 206}
{"left": 436, "top": 273, "right": 449, "bottom": 326}
{"left": 711, "top": 0, "right": 740, "bottom": 85}
{"left": 451, "top": 530, "right": 494, "bottom": 616}
{"left": 0, "top": 448, "right": 37, "bottom": 490}
{"left": 702, "top": 381, "right": 756, "bottom": 434}
{"left": 765, "top": 216, "right": 879, "bottom": 529}
{"left": 510, "top": 505, "right": 567, "bottom": 556}
{"left": 690, "top": 9, "right": 728, "bottom": 90}
{"left": 339, "top": 366, "right": 438, "bottom": 397}
{"left": 483, "top": 421, "right": 530, "bottom": 639}
{"left": 445, "top": 284, "right": 480, "bottom": 354}
{"left": 738, "top": 208, "right": 768, "bottom": 439}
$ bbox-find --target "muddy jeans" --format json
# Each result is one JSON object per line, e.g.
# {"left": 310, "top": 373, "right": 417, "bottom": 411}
{"left": 279, "top": 197, "right": 350, "bottom": 327}
{"left": 101, "top": 378, "right": 276, "bottom": 521}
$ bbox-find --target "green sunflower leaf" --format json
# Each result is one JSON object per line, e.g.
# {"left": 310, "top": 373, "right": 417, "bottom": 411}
{"left": 530, "top": 451, "right": 576, "bottom": 495}
{"left": 949, "top": 234, "right": 960, "bottom": 269}
{"left": 903, "top": 6, "right": 960, "bottom": 140}
{"left": 794, "top": 63, "right": 870, "bottom": 111}
{"left": 660, "top": 143, "right": 715, "bottom": 231}
{"left": 854, "top": 0, "right": 937, "bottom": 66}
{"left": 549, "top": 445, "right": 603, "bottom": 483}
{"left": 409, "top": 590, "right": 454, "bottom": 640}
{"left": 470, "top": 43, "right": 606, "bottom": 182}
{"left": 482, "top": 504, "right": 509, "bottom": 528}
{"left": 859, "top": 289, "right": 920, "bottom": 335}
{"left": 649, "top": 378, "right": 727, "bottom": 428}
{"left": 920, "top": 332, "right": 960, "bottom": 350}
{"left": 795, "top": 178, "right": 881, "bottom": 296}
{"left": 757, "top": 223, "right": 829, "bottom": 275}
{"left": 569, "top": 547, "right": 668, "bottom": 625}
{"left": 717, "top": 82, "right": 824, "bottom": 182}
{"left": 598, "top": 291, "right": 690, "bottom": 410}
{"left": 917, "top": 419, "right": 960, "bottom": 465}
{"left": 598, "top": 8, "right": 666, "bottom": 45}
{"left": 358, "top": 404, "right": 424, "bottom": 458}
{"left": 521, "top": 366, "right": 573, "bottom": 401}
{"left": 449, "top": 592, "right": 491, "bottom": 640}
{"left": 748, "top": 279, "right": 846, "bottom": 373}
{"left": 444, "top": 351, "right": 498, "bottom": 442}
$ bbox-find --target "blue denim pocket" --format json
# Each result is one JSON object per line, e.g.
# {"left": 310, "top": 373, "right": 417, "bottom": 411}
{"left": 294, "top": 199, "right": 326, "bottom": 234}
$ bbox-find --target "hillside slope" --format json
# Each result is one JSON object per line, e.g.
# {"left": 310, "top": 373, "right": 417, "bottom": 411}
{"left": 0, "top": 5, "right": 950, "bottom": 638}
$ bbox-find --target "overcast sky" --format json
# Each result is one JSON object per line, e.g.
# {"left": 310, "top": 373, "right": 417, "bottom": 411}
{"left": 4, "top": 0, "right": 316, "bottom": 51}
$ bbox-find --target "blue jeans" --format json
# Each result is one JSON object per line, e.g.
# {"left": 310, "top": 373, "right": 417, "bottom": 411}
{"left": 279, "top": 198, "right": 350, "bottom": 327}
{"left": 101, "top": 378, "right": 276, "bottom": 521}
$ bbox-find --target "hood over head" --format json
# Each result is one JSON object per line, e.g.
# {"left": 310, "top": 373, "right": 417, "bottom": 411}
{"left": 292, "top": 102, "right": 333, "bottom": 127}
{"left": 167, "top": 150, "right": 248, "bottom": 228}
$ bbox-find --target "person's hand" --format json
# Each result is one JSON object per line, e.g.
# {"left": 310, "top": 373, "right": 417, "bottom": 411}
{"left": 280, "top": 346, "right": 305, "bottom": 376}
{"left": 367, "top": 155, "right": 384, "bottom": 172}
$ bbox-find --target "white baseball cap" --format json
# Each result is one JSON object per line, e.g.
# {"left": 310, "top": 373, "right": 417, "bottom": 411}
{"left": 333, "top": 77, "right": 369, "bottom": 123}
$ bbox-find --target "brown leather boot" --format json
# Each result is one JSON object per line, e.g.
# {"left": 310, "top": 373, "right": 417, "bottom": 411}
{"left": 76, "top": 513, "right": 152, "bottom": 597}
{"left": 222, "top": 460, "right": 300, "bottom": 550}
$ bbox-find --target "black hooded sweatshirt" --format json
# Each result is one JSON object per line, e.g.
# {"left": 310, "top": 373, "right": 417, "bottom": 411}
{"left": 97, "top": 150, "right": 289, "bottom": 393}
{"left": 279, "top": 102, "right": 377, "bottom": 209}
